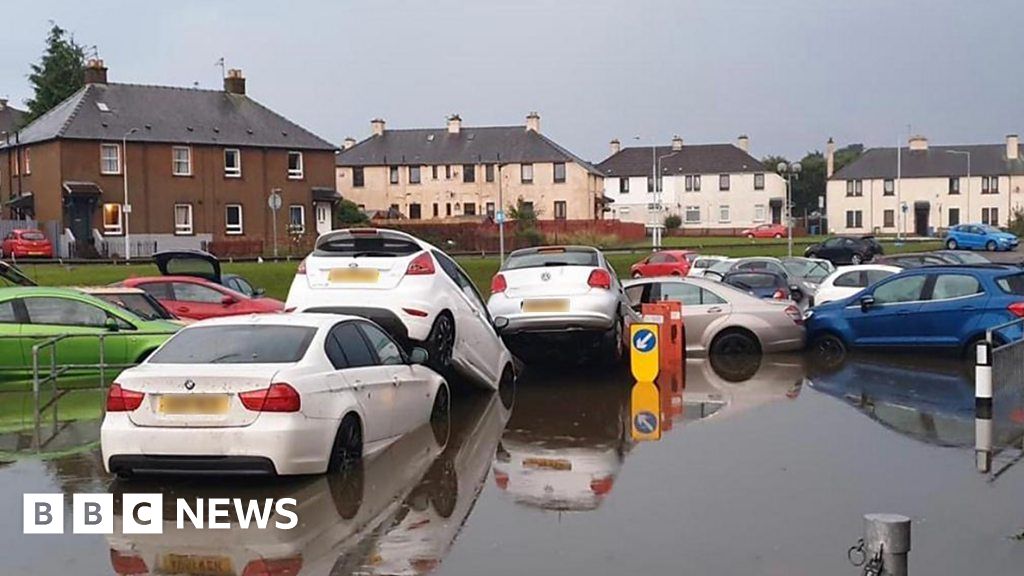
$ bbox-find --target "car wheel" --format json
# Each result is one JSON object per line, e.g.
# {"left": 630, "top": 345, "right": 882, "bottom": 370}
{"left": 747, "top": 233, "right": 755, "bottom": 239}
{"left": 632, "top": 271, "right": 643, "bottom": 279}
{"left": 709, "top": 329, "right": 761, "bottom": 356}
{"left": 328, "top": 414, "right": 363, "bottom": 473}
{"left": 810, "top": 333, "right": 847, "bottom": 369}
{"left": 425, "top": 313, "right": 455, "bottom": 373}
{"left": 946, "top": 238, "right": 958, "bottom": 250}
{"left": 774, "top": 233, "right": 783, "bottom": 239}
{"left": 498, "top": 364, "right": 516, "bottom": 410}
{"left": 599, "top": 316, "right": 625, "bottom": 365}
{"left": 986, "top": 240, "right": 997, "bottom": 252}
{"left": 327, "top": 462, "right": 364, "bottom": 520}
{"left": 430, "top": 384, "right": 451, "bottom": 446}
{"left": 850, "top": 254, "right": 862, "bottom": 265}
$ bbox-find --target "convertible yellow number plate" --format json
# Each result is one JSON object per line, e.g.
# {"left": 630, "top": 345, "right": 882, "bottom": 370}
{"left": 522, "top": 299, "right": 569, "bottom": 313}
{"left": 158, "top": 394, "right": 230, "bottom": 415}
{"left": 329, "top": 268, "right": 380, "bottom": 283}
{"left": 158, "top": 554, "right": 233, "bottom": 575}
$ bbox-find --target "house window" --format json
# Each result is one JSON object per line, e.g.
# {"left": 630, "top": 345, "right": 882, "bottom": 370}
{"left": 409, "top": 166, "right": 421, "bottom": 184}
{"left": 486, "top": 202, "right": 495, "bottom": 218}
{"left": 685, "top": 175, "right": 693, "bottom": 192}
{"left": 225, "top": 204, "right": 243, "bottom": 235}
{"left": 719, "top": 174, "right": 730, "bottom": 191}
{"left": 432, "top": 203, "right": 439, "bottom": 218}
{"left": 753, "top": 204, "right": 766, "bottom": 222}
{"left": 409, "top": 203, "right": 422, "bottom": 219}
{"left": 553, "top": 162, "right": 566, "bottom": 183}
{"left": 445, "top": 165, "right": 452, "bottom": 179}
{"left": 684, "top": 206, "right": 701, "bottom": 224}
{"left": 288, "top": 204, "right": 306, "bottom": 233}
{"left": 102, "top": 203, "right": 123, "bottom": 235}
{"left": 883, "top": 209, "right": 895, "bottom": 228}
{"left": 174, "top": 204, "right": 194, "bottom": 235}
{"left": 647, "top": 177, "right": 654, "bottom": 193}
{"left": 486, "top": 164, "right": 495, "bottom": 182}
{"left": 464, "top": 203, "right": 476, "bottom": 216}
{"left": 445, "top": 203, "right": 452, "bottom": 217}
{"left": 754, "top": 173, "right": 765, "bottom": 190}
{"left": 846, "top": 180, "right": 864, "bottom": 197}
{"left": 521, "top": 163, "right": 534, "bottom": 184}
{"left": 23, "top": 149, "right": 30, "bottom": 175}
{"left": 172, "top": 146, "right": 192, "bottom": 176}
{"left": 463, "top": 164, "right": 475, "bottom": 183}
{"left": 989, "top": 176, "right": 1001, "bottom": 194}
{"left": 982, "top": 207, "right": 999, "bottom": 226}
{"left": 845, "top": 210, "right": 863, "bottom": 229}
{"left": 224, "top": 149, "right": 241, "bottom": 178}
{"left": 432, "top": 165, "right": 439, "bottom": 180}
{"left": 554, "top": 201, "right": 567, "bottom": 220}
{"left": 287, "top": 151, "right": 304, "bottom": 179}
{"left": 718, "top": 205, "right": 730, "bottom": 222}
{"left": 884, "top": 179, "right": 894, "bottom": 196}
{"left": 521, "top": 201, "right": 535, "bottom": 215}
{"left": 389, "top": 166, "right": 399, "bottom": 184}
{"left": 353, "top": 167, "right": 365, "bottom": 187}
{"left": 100, "top": 144, "right": 121, "bottom": 174}
{"left": 620, "top": 178, "right": 629, "bottom": 194}
{"left": 693, "top": 175, "right": 702, "bottom": 191}
{"left": 949, "top": 207, "right": 960, "bottom": 226}
{"left": 949, "top": 177, "right": 960, "bottom": 195}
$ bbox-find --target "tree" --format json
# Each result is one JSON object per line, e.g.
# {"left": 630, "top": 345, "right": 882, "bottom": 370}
{"left": 762, "top": 145, "right": 865, "bottom": 216}
{"left": 508, "top": 198, "right": 545, "bottom": 246}
{"left": 664, "top": 214, "right": 681, "bottom": 230}
{"left": 761, "top": 155, "right": 789, "bottom": 173}
{"left": 335, "top": 199, "right": 369, "bottom": 225}
{"left": 25, "top": 24, "right": 88, "bottom": 123}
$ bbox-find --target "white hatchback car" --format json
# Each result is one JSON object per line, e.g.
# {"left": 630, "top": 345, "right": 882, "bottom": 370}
{"left": 813, "top": 264, "right": 902, "bottom": 305}
{"left": 101, "top": 313, "right": 449, "bottom": 476}
{"left": 286, "top": 228, "right": 514, "bottom": 391}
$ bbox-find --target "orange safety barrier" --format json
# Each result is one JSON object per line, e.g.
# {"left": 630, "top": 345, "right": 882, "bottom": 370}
{"left": 641, "top": 302, "right": 685, "bottom": 373}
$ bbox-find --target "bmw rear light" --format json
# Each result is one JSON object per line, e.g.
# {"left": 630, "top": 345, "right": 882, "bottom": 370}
{"left": 241, "top": 556, "right": 304, "bottom": 576}
{"left": 296, "top": 258, "right": 307, "bottom": 275}
{"left": 784, "top": 304, "right": 803, "bottom": 325}
{"left": 110, "top": 549, "right": 148, "bottom": 575}
{"left": 590, "top": 476, "right": 615, "bottom": 496}
{"left": 1010, "top": 302, "right": 1024, "bottom": 318}
{"left": 493, "top": 470, "right": 509, "bottom": 490}
{"left": 491, "top": 273, "right": 507, "bottom": 294}
{"left": 587, "top": 268, "right": 612, "bottom": 290}
{"left": 772, "top": 289, "right": 787, "bottom": 300}
{"left": 240, "top": 383, "right": 301, "bottom": 412}
{"left": 106, "top": 383, "right": 144, "bottom": 412}
{"left": 406, "top": 252, "right": 436, "bottom": 275}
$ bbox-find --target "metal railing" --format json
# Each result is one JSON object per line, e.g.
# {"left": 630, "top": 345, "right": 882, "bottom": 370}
{"left": 975, "top": 318, "right": 1024, "bottom": 476}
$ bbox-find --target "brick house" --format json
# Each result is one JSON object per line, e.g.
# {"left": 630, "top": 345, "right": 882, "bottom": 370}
{"left": 0, "top": 60, "right": 338, "bottom": 258}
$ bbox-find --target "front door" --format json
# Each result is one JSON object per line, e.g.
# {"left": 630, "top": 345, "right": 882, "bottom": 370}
{"left": 771, "top": 203, "right": 782, "bottom": 224}
{"left": 64, "top": 197, "right": 97, "bottom": 257}
{"left": 315, "top": 202, "right": 333, "bottom": 236}
{"left": 914, "top": 203, "right": 930, "bottom": 237}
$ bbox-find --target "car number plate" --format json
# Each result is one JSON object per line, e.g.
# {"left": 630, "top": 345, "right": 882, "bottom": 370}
{"left": 329, "top": 268, "right": 380, "bottom": 283}
{"left": 522, "top": 299, "right": 569, "bottom": 313}
{"left": 158, "top": 394, "right": 230, "bottom": 415}
{"left": 158, "top": 554, "right": 234, "bottom": 575}
{"left": 523, "top": 457, "right": 572, "bottom": 471}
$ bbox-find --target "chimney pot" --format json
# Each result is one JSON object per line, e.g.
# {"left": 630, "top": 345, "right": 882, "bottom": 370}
{"left": 737, "top": 134, "right": 749, "bottom": 153}
{"left": 223, "top": 68, "right": 246, "bottom": 95}
{"left": 1007, "top": 134, "right": 1020, "bottom": 161}
{"left": 371, "top": 118, "right": 386, "bottom": 137}
{"left": 526, "top": 111, "right": 541, "bottom": 133}
{"left": 672, "top": 135, "right": 684, "bottom": 151}
{"left": 447, "top": 114, "right": 462, "bottom": 134}
{"left": 84, "top": 58, "right": 108, "bottom": 85}
{"left": 343, "top": 137, "right": 357, "bottom": 150}
{"left": 908, "top": 135, "right": 928, "bottom": 151}
{"left": 610, "top": 139, "right": 621, "bottom": 156}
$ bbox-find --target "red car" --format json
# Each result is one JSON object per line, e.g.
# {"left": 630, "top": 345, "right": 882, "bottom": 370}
{"left": 2, "top": 229, "right": 53, "bottom": 258}
{"left": 629, "top": 250, "right": 697, "bottom": 278}
{"left": 741, "top": 223, "right": 786, "bottom": 239}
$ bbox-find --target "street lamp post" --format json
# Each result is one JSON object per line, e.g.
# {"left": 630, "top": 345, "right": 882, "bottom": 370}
{"left": 947, "top": 150, "right": 971, "bottom": 226}
{"left": 635, "top": 136, "right": 663, "bottom": 249}
{"left": 122, "top": 128, "right": 138, "bottom": 260}
{"left": 776, "top": 161, "right": 802, "bottom": 257}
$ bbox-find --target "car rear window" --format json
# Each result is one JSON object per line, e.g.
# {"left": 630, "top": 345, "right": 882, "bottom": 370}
{"left": 314, "top": 233, "right": 421, "bottom": 257}
{"left": 92, "top": 293, "right": 173, "bottom": 321}
{"left": 149, "top": 325, "right": 317, "bottom": 364}
{"left": 727, "top": 273, "right": 778, "bottom": 289}
{"left": 503, "top": 248, "right": 599, "bottom": 270}
{"left": 996, "top": 273, "right": 1024, "bottom": 295}
{"left": 20, "top": 231, "right": 46, "bottom": 241}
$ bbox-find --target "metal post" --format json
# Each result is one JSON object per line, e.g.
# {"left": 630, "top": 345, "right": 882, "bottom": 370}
{"left": 976, "top": 340, "right": 993, "bottom": 418}
{"left": 976, "top": 414, "right": 993, "bottom": 474}
{"left": 122, "top": 128, "right": 137, "bottom": 260}
{"left": 864, "top": 513, "right": 911, "bottom": 576}
{"left": 498, "top": 161, "right": 505, "bottom": 264}
{"left": 32, "top": 343, "right": 40, "bottom": 451}
{"left": 99, "top": 333, "right": 107, "bottom": 414}
{"left": 786, "top": 172, "right": 793, "bottom": 257}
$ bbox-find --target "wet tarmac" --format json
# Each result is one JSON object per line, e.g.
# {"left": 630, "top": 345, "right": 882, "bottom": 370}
{"left": 2, "top": 352, "right": 1024, "bottom": 575}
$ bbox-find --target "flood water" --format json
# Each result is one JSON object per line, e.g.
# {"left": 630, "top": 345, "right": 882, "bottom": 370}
{"left": 2, "top": 352, "right": 1024, "bottom": 575}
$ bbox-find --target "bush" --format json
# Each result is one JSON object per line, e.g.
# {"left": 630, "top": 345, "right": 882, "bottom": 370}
{"left": 664, "top": 214, "right": 682, "bottom": 230}
{"left": 335, "top": 199, "right": 369, "bottom": 225}
{"left": 1008, "top": 207, "right": 1024, "bottom": 237}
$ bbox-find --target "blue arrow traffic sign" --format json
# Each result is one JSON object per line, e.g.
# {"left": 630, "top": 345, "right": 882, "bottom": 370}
{"left": 632, "top": 328, "right": 657, "bottom": 353}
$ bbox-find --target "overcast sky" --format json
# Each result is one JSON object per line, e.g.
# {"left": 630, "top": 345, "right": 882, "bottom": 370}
{"left": 2, "top": 0, "right": 1022, "bottom": 162}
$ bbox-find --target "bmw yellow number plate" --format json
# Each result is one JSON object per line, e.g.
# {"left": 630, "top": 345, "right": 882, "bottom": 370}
{"left": 158, "top": 394, "right": 230, "bottom": 415}
{"left": 522, "top": 299, "right": 569, "bottom": 313}
{"left": 329, "top": 268, "right": 380, "bottom": 283}
{"left": 159, "top": 554, "right": 234, "bottom": 575}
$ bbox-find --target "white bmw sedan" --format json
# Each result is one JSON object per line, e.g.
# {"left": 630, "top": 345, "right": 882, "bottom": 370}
{"left": 101, "top": 313, "right": 449, "bottom": 477}
{"left": 286, "top": 228, "right": 514, "bottom": 392}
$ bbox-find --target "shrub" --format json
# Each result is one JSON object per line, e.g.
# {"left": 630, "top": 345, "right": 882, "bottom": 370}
{"left": 664, "top": 214, "right": 682, "bottom": 230}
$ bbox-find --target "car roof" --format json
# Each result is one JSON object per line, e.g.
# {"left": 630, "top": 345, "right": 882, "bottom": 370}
{"left": 184, "top": 312, "right": 360, "bottom": 329}
{"left": 0, "top": 286, "right": 102, "bottom": 298}
{"left": 75, "top": 286, "right": 147, "bottom": 295}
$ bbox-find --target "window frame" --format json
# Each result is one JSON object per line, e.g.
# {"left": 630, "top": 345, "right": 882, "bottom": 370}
{"left": 409, "top": 165, "right": 421, "bottom": 184}
{"left": 718, "top": 205, "right": 730, "bottom": 223}
{"left": 693, "top": 175, "right": 702, "bottom": 191}
{"left": 102, "top": 203, "right": 123, "bottom": 235}
{"left": 100, "top": 143, "right": 122, "bottom": 175}
{"left": 352, "top": 166, "right": 365, "bottom": 187}
{"left": 485, "top": 164, "right": 495, "bottom": 182}
{"left": 171, "top": 146, "right": 193, "bottom": 177}
{"left": 620, "top": 178, "right": 630, "bottom": 194}
{"left": 883, "top": 179, "right": 894, "bottom": 196}
{"left": 289, "top": 204, "right": 306, "bottom": 234}
{"left": 553, "top": 162, "right": 567, "bottom": 183}
{"left": 225, "top": 203, "right": 244, "bottom": 235}
{"left": 463, "top": 164, "right": 475, "bottom": 183}
{"left": 521, "top": 163, "right": 534, "bottom": 184}
{"left": 174, "top": 203, "right": 194, "bottom": 236}
{"left": 754, "top": 173, "right": 765, "bottom": 190}
{"left": 287, "top": 151, "right": 304, "bottom": 180}
{"left": 389, "top": 165, "right": 400, "bottom": 185}
{"left": 948, "top": 177, "right": 960, "bottom": 195}
{"left": 223, "top": 148, "right": 241, "bottom": 178}
{"left": 554, "top": 200, "right": 567, "bottom": 220}
{"left": 719, "top": 174, "right": 730, "bottom": 191}
{"left": 684, "top": 205, "right": 701, "bottom": 224}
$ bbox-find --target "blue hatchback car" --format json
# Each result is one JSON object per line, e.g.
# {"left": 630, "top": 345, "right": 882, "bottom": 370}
{"left": 944, "top": 224, "right": 1019, "bottom": 252}
{"left": 805, "top": 265, "right": 1024, "bottom": 356}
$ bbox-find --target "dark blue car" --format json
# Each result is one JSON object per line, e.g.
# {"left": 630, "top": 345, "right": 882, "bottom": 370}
{"left": 805, "top": 264, "right": 1024, "bottom": 356}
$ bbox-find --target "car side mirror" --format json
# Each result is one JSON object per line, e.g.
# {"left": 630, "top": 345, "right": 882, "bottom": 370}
{"left": 408, "top": 347, "right": 429, "bottom": 365}
{"left": 104, "top": 316, "right": 120, "bottom": 332}
{"left": 493, "top": 316, "right": 510, "bottom": 334}
{"left": 221, "top": 295, "right": 237, "bottom": 306}
{"left": 253, "top": 287, "right": 266, "bottom": 297}
{"left": 860, "top": 295, "right": 875, "bottom": 311}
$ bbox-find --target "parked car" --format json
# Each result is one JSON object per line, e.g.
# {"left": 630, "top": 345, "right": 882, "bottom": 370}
{"left": 781, "top": 257, "right": 835, "bottom": 290}
{"left": 944, "top": 224, "right": 1019, "bottom": 252}
{"left": 688, "top": 255, "right": 727, "bottom": 277}
{"left": 703, "top": 257, "right": 816, "bottom": 309}
{"left": 741, "top": 223, "right": 787, "bottom": 239}
{"left": 487, "top": 245, "right": 633, "bottom": 362}
{"left": 286, "top": 228, "right": 514, "bottom": 391}
{"left": 101, "top": 313, "right": 449, "bottom": 476}
{"left": 874, "top": 252, "right": 953, "bottom": 268}
{"left": 76, "top": 286, "right": 182, "bottom": 324}
{"left": 804, "top": 236, "right": 883, "bottom": 265}
{"left": 805, "top": 265, "right": 1024, "bottom": 358}
{"left": 119, "top": 275, "right": 283, "bottom": 321}
{"left": 629, "top": 250, "right": 697, "bottom": 278}
{"left": 1, "top": 229, "right": 53, "bottom": 259}
{"left": 813, "top": 265, "right": 903, "bottom": 305}
{"left": 153, "top": 250, "right": 268, "bottom": 297}
{"left": 721, "top": 270, "right": 803, "bottom": 302}
{"left": 933, "top": 250, "right": 991, "bottom": 265}
{"left": 0, "top": 287, "right": 180, "bottom": 381}
{"left": 0, "top": 260, "right": 36, "bottom": 287}
{"left": 624, "top": 277, "right": 805, "bottom": 355}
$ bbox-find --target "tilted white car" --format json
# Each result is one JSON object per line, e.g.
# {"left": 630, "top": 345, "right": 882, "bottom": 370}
{"left": 101, "top": 313, "right": 449, "bottom": 476}
{"left": 813, "top": 264, "right": 902, "bottom": 305}
{"left": 285, "top": 228, "right": 514, "bottom": 391}
{"left": 688, "top": 255, "right": 727, "bottom": 277}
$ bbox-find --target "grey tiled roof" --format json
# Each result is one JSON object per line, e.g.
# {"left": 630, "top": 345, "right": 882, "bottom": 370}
{"left": 336, "top": 126, "right": 603, "bottom": 176}
{"left": 0, "top": 103, "right": 26, "bottom": 134}
{"left": 597, "top": 144, "right": 766, "bottom": 177}
{"left": 832, "top": 144, "right": 1024, "bottom": 180}
{"left": 2, "top": 83, "right": 335, "bottom": 151}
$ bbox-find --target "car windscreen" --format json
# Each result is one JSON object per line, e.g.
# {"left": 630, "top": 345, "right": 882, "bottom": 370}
{"left": 783, "top": 259, "right": 831, "bottom": 282}
{"left": 92, "top": 293, "right": 174, "bottom": 321}
{"left": 945, "top": 252, "right": 990, "bottom": 264}
{"left": 148, "top": 325, "right": 317, "bottom": 364}
{"left": 996, "top": 273, "right": 1024, "bottom": 295}
{"left": 726, "top": 273, "right": 779, "bottom": 289}
{"left": 707, "top": 260, "right": 735, "bottom": 275}
{"left": 314, "top": 234, "right": 421, "bottom": 257}
{"left": 19, "top": 231, "right": 46, "bottom": 241}
{"left": 503, "top": 248, "right": 599, "bottom": 270}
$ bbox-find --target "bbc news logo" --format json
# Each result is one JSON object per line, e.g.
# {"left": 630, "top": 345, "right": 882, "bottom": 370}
{"left": 23, "top": 494, "right": 298, "bottom": 534}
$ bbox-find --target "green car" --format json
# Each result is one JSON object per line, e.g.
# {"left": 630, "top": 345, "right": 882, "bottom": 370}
{"left": 0, "top": 287, "right": 180, "bottom": 384}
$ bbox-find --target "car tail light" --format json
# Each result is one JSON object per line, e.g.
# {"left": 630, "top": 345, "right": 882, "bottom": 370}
{"left": 110, "top": 549, "right": 148, "bottom": 576}
{"left": 493, "top": 470, "right": 509, "bottom": 490}
{"left": 403, "top": 307, "right": 429, "bottom": 317}
{"left": 491, "top": 273, "right": 507, "bottom": 294}
{"left": 772, "top": 289, "right": 787, "bottom": 300}
{"left": 348, "top": 228, "right": 378, "bottom": 235}
{"left": 1009, "top": 302, "right": 1024, "bottom": 318}
{"left": 106, "top": 383, "right": 144, "bottom": 412}
{"left": 588, "top": 268, "right": 612, "bottom": 290}
{"left": 240, "top": 383, "right": 301, "bottom": 412}
{"left": 784, "top": 304, "right": 803, "bottom": 325}
{"left": 590, "top": 476, "right": 615, "bottom": 496}
{"left": 242, "top": 556, "right": 304, "bottom": 576}
{"left": 296, "top": 259, "right": 307, "bottom": 275}
{"left": 406, "top": 252, "right": 436, "bottom": 275}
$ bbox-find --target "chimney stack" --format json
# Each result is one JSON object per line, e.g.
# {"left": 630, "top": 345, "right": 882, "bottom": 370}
{"left": 1007, "top": 134, "right": 1020, "bottom": 161}
{"left": 0, "top": 98, "right": 7, "bottom": 111}
{"left": 908, "top": 135, "right": 929, "bottom": 151}
{"left": 826, "top": 138, "right": 836, "bottom": 178}
{"left": 526, "top": 111, "right": 541, "bottom": 133}
{"left": 737, "top": 134, "right": 750, "bottom": 153}
{"left": 343, "top": 137, "right": 357, "bottom": 150}
{"left": 672, "top": 135, "right": 684, "bottom": 151}
{"left": 447, "top": 114, "right": 462, "bottom": 134}
{"left": 223, "top": 68, "right": 246, "bottom": 95}
{"left": 609, "top": 139, "right": 621, "bottom": 156}
{"left": 84, "top": 59, "right": 108, "bottom": 85}
{"left": 371, "top": 118, "right": 386, "bottom": 137}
